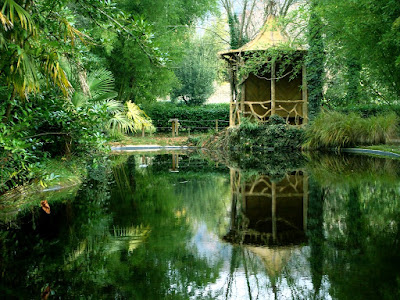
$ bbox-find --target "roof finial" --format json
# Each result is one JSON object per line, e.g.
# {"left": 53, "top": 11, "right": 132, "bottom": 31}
{"left": 265, "top": 0, "right": 278, "bottom": 17}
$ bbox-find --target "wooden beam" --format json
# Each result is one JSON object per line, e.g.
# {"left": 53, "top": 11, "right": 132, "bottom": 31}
{"left": 271, "top": 62, "right": 276, "bottom": 116}
{"left": 302, "top": 64, "right": 308, "bottom": 124}
{"left": 229, "top": 63, "right": 234, "bottom": 127}
{"left": 240, "top": 82, "right": 246, "bottom": 114}
{"left": 303, "top": 173, "right": 309, "bottom": 231}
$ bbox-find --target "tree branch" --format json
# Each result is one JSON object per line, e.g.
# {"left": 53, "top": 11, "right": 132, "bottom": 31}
{"left": 24, "top": 132, "right": 70, "bottom": 139}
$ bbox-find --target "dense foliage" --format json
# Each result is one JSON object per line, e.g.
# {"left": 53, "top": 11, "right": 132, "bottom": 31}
{"left": 229, "top": 116, "right": 305, "bottom": 151}
{"left": 199, "top": 115, "right": 305, "bottom": 154}
{"left": 170, "top": 30, "right": 220, "bottom": 106}
{"left": 0, "top": 0, "right": 217, "bottom": 193}
{"left": 317, "top": 0, "right": 400, "bottom": 106}
{"left": 306, "top": 1, "right": 324, "bottom": 119}
{"left": 142, "top": 103, "right": 229, "bottom": 132}
{"left": 335, "top": 104, "right": 400, "bottom": 118}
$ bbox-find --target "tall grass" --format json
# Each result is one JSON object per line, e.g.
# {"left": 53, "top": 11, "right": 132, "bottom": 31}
{"left": 303, "top": 111, "right": 398, "bottom": 149}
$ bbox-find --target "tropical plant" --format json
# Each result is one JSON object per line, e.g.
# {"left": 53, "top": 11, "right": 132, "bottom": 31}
{"left": 0, "top": 0, "right": 219, "bottom": 193}
{"left": 70, "top": 68, "right": 155, "bottom": 137}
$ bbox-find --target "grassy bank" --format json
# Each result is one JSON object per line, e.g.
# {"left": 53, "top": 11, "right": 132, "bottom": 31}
{"left": 194, "top": 111, "right": 400, "bottom": 163}
{"left": 303, "top": 111, "right": 399, "bottom": 150}
{"left": 110, "top": 132, "right": 206, "bottom": 146}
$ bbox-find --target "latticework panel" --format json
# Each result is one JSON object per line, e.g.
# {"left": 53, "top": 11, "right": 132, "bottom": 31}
{"left": 230, "top": 100, "right": 306, "bottom": 125}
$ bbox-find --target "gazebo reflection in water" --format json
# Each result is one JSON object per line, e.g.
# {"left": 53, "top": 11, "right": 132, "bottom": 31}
{"left": 225, "top": 169, "right": 309, "bottom": 280}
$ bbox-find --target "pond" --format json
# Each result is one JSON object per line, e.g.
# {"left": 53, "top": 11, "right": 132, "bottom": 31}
{"left": 1, "top": 152, "right": 400, "bottom": 299}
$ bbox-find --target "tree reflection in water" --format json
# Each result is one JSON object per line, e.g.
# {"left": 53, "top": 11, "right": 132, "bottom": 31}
{"left": 1, "top": 153, "right": 400, "bottom": 299}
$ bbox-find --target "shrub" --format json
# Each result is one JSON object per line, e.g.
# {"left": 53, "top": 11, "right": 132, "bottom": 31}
{"left": 203, "top": 116, "right": 305, "bottom": 152}
{"left": 303, "top": 111, "right": 399, "bottom": 149}
{"left": 232, "top": 116, "right": 305, "bottom": 151}
{"left": 140, "top": 102, "right": 229, "bottom": 133}
{"left": 334, "top": 104, "right": 400, "bottom": 118}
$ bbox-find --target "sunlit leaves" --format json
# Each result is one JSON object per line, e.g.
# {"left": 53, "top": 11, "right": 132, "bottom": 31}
{"left": 61, "top": 17, "right": 91, "bottom": 47}
{"left": 125, "top": 100, "right": 154, "bottom": 132}
{"left": 42, "top": 51, "right": 72, "bottom": 97}
{"left": 318, "top": 0, "right": 400, "bottom": 102}
{"left": 1, "top": 0, "right": 36, "bottom": 34}
{"left": 0, "top": 10, "right": 12, "bottom": 30}
{"left": 9, "top": 45, "right": 40, "bottom": 97}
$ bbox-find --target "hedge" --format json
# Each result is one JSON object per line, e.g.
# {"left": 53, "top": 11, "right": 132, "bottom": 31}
{"left": 140, "top": 102, "right": 230, "bottom": 132}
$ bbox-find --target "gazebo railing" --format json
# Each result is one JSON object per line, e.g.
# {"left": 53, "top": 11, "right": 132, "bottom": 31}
{"left": 230, "top": 100, "right": 307, "bottom": 126}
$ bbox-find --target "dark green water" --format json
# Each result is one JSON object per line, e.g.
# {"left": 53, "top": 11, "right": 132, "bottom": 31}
{"left": 1, "top": 153, "right": 400, "bottom": 299}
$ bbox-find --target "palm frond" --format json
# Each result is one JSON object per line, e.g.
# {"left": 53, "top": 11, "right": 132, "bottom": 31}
{"left": 61, "top": 17, "right": 92, "bottom": 46}
{"left": 104, "top": 99, "right": 124, "bottom": 113}
{"left": 107, "top": 112, "right": 135, "bottom": 134}
{"left": 1, "top": 0, "right": 36, "bottom": 34}
{"left": 0, "top": 10, "right": 12, "bottom": 30}
{"left": 71, "top": 91, "right": 86, "bottom": 108}
{"left": 91, "top": 91, "right": 118, "bottom": 103}
{"left": 87, "top": 69, "right": 115, "bottom": 98}
{"left": 126, "top": 101, "right": 155, "bottom": 132}
{"left": 10, "top": 47, "right": 40, "bottom": 97}
{"left": 42, "top": 51, "right": 73, "bottom": 96}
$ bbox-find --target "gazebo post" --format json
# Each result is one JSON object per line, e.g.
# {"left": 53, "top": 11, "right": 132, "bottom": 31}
{"left": 303, "top": 173, "right": 309, "bottom": 231}
{"left": 229, "top": 62, "right": 235, "bottom": 127}
{"left": 240, "top": 82, "right": 246, "bottom": 117}
{"left": 271, "top": 182, "right": 277, "bottom": 243}
{"left": 271, "top": 61, "right": 276, "bottom": 116}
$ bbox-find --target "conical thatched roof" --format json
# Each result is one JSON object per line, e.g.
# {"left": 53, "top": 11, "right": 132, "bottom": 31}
{"left": 220, "top": 15, "right": 303, "bottom": 57}
{"left": 246, "top": 245, "right": 297, "bottom": 280}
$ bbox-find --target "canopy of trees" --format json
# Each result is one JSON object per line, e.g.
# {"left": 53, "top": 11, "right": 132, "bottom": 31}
{"left": 0, "top": 0, "right": 217, "bottom": 192}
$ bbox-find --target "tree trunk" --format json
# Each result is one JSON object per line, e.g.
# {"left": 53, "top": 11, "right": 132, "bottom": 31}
{"left": 3, "top": 87, "right": 16, "bottom": 123}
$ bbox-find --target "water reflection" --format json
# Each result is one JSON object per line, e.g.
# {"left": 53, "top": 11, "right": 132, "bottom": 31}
{"left": 1, "top": 153, "right": 400, "bottom": 299}
{"left": 225, "top": 170, "right": 308, "bottom": 246}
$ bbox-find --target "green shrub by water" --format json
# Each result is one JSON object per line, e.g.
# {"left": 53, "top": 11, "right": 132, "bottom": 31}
{"left": 303, "top": 111, "right": 399, "bottom": 149}
{"left": 141, "top": 102, "right": 229, "bottom": 132}
{"left": 202, "top": 116, "right": 305, "bottom": 152}
{"left": 335, "top": 104, "right": 400, "bottom": 118}
{"left": 230, "top": 116, "right": 305, "bottom": 151}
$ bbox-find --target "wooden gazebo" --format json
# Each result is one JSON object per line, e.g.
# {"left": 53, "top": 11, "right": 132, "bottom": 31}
{"left": 220, "top": 16, "right": 308, "bottom": 126}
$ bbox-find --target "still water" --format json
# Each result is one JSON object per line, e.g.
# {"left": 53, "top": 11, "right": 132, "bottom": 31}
{"left": 1, "top": 152, "right": 400, "bottom": 299}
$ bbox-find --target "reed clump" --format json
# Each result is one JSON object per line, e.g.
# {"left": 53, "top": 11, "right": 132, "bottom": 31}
{"left": 303, "top": 111, "right": 398, "bottom": 150}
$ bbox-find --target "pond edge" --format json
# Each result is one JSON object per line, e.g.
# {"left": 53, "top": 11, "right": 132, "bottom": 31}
{"left": 340, "top": 148, "right": 400, "bottom": 159}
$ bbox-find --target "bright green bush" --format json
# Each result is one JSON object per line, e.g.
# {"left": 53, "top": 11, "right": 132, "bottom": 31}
{"left": 303, "top": 111, "right": 399, "bottom": 149}
{"left": 141, "top": 102, "right": 229, "bottom": 132}
{"left": 0, "top": 93, "right": 112, "bottom": 193}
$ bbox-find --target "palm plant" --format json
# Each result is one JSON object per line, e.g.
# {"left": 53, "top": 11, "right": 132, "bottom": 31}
{"left": 70, "top": 67, "right": 154, "bottom": 136}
